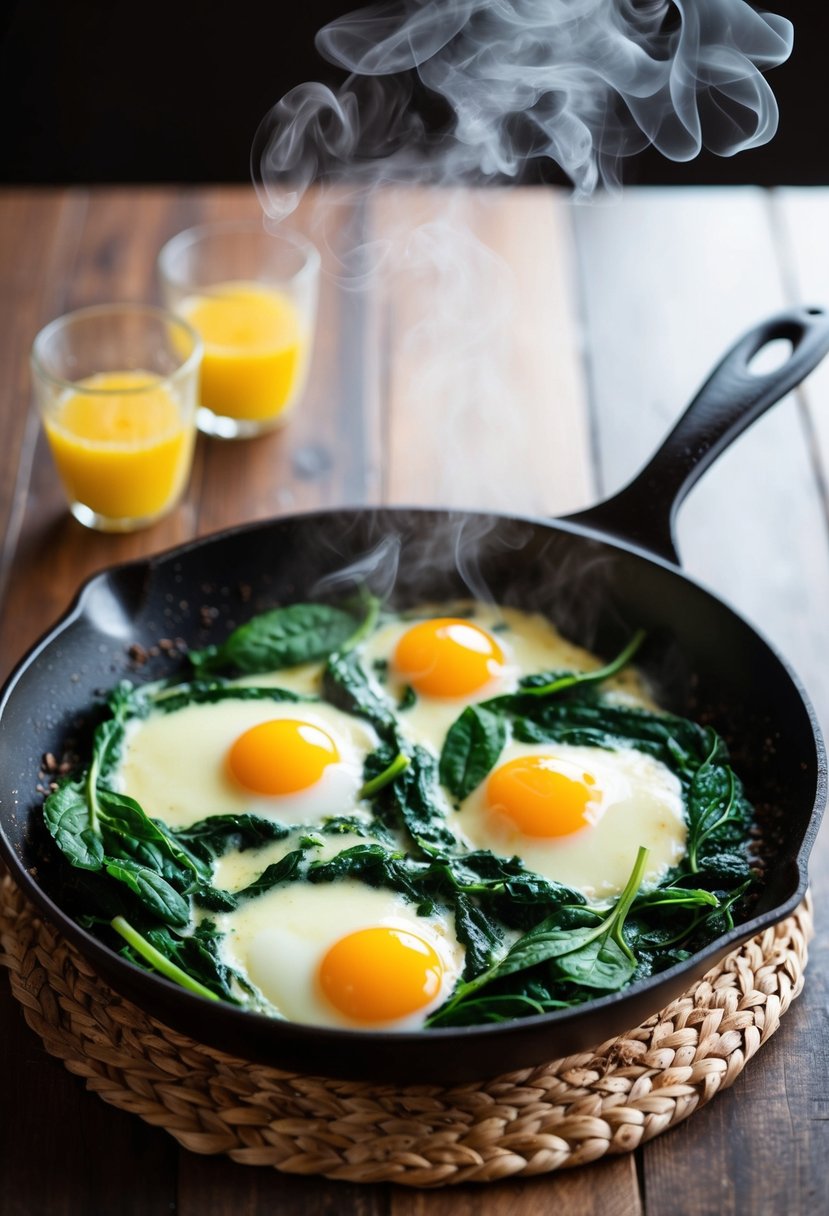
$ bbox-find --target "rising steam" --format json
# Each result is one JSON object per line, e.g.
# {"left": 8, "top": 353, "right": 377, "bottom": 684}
{"left": 254, "top": 0, "right": 793, "bottom": 209}
{"left": 250, "top": 1, "right": 794, "bottom": 525}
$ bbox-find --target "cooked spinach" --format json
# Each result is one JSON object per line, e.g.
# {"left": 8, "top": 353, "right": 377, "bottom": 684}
{"left": 171, "top": 814, "right": 292, "bottom": 862}
{"left": 323, "top": 650, "right": 399, "bottom": 742}
{"left": 40, "top": 597, "right": 757, "bottom": 1026}
{"left": 148, "top": 681, "right": 309, "bottom": 714}
{"left": 189, "top": 603, "right": 362, "bottom": 675}
{"left": 428, "top": 847, "right": 649, "bottom": 1024}
{"left": 439, "top": 706, "right": 507, "bottom": 801}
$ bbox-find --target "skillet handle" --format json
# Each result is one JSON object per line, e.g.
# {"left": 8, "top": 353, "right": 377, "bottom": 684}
{"left": 563, "top": 306, "right": 829, "bottom": 565}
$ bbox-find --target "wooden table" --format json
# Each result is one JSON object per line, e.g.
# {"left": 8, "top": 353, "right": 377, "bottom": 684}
{"left": 1, "top": 184, "right": 828, "bottom": 1214}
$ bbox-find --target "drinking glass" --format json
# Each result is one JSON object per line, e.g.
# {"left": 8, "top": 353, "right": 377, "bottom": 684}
{"left": 31, "top": 304, "right": 202, "bottom": 532}
{"left": 158, "top": 220, "right": 320, "bottom": 438}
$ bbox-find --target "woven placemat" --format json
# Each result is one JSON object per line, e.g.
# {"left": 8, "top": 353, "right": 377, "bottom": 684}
{"left": 0, "top": 874, "right": 812, "bottom": 1187}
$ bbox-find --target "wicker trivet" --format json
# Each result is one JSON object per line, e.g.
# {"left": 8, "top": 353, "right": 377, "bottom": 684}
{"left": 0, "top": 875, "right": 812, "bottom": 1187}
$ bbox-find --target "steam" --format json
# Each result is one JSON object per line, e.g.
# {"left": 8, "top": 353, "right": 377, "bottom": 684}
{"left": 249, "top": 0, "right": 794, "bottom": 531}
{"left": 254, "top": 0, "right": 793, "bottom": 209}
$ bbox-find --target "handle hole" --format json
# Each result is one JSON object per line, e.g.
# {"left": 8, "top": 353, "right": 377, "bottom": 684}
{"left": 748, "top": 337, "right": 794, "bottom": 377}
{"left": 806, "top": 307, "right": 825, "bottom": 316}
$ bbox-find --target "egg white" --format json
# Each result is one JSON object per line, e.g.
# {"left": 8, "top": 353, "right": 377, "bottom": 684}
{"left": 448, "top": 739, "right": 687, "bottom": 900}
{"left": 113, "top": 697, "right": 378, "bottom": 830}
{"left": 217, "top": 878, "right": 465, "bottom": 1030}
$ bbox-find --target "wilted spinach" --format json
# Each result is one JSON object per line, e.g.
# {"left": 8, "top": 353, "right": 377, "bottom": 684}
{"left": 40, "top": 598, "right": 757, "bottom": 1026}
{"left": 188, "top": 602, "right": 363, "bottom": 675}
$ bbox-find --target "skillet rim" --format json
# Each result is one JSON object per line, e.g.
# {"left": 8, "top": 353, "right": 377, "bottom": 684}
{"left": 0, "top": 504, "right": 824, "bottom": 1060}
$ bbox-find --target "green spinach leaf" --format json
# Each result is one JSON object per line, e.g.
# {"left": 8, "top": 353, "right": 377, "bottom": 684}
{"left": 439, "top": 706, "right": 507, "bottom": 800}
{"left": 190, "top": 603, "right": 359, "bottom": 675}
{"left": 104, "top": 860, "right": 191, "bottom": 926}
{"left": 44, "top": 781, "right": 105, "bottom": 871}
{"left": 172, "top": 814, "right": 292, "bottom": 862}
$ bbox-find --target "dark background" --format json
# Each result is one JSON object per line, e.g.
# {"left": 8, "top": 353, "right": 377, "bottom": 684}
{"left": 0, "top": 1, "right": 823, "bottom": 187}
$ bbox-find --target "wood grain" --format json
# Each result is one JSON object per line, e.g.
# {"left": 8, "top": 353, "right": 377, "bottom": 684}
{"left": 391, "top": 1157, "right": 642, "bottom": 1216}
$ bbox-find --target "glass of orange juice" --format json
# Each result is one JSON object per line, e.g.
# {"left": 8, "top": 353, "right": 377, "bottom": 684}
{"left": 157, "top": 220, "right": 320, "bottom": 439}
{"left": 31, "top": 304, "right": 202, "bottom": 532}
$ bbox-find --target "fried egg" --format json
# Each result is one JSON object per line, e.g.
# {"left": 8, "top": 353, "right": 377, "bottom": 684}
{"left": 114, "top": 698, "right": 378, "bottom": 829}
{"left": 448, "top": 739, "right": 686, "bottom": 900}
{"left": 361, "top": 602, "right": 656, "bottom": 752}
{"left": 218, "top": 879, "right": 465, "bottom": 1030}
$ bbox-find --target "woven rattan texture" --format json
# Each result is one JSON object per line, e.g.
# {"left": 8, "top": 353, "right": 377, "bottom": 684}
{"left": 0, "top": 875, "right": 812, "bottom": 1187}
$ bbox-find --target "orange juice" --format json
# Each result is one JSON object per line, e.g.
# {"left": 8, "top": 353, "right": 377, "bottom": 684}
{"left": 44, "top": 371, "right": 194, "bottom": 522}
{"left": 181, "top": 281, "right": 306, "bottom": 423}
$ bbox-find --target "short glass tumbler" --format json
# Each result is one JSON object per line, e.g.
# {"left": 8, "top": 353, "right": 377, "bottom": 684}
{"left": 158, "top": 220, "right": 320, "bottom": 438}
{"left": 31, "top": 304, "right": 202, "bottom": 532}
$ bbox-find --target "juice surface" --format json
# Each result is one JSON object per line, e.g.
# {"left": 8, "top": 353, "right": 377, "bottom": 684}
{"left": 182, "top": 281, "right": 305, "bottom": 422}
{"left": 44, "top": 371, "right": 193, "bottom": 521}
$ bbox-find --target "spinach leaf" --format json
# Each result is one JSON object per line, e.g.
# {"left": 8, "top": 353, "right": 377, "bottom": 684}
{"left": 234, "top": 848, "right": 310, "bottom": 901}
{"left": 112, "top": 916, "right": 233, "bottom": 1003}
{"left": 104, "top": 861, "right": 191, "bottom": 926}
{"left": 451, "top": 890, "right": 503, "bottom": 978}
{"left": 44, "top": 781, "right": 105, "bottom": 871}
{"left": 308, "top": 843, "right": 424, "bottom": 902}
{"left": 632, "top": 886, "right": 719, "bottom": 913}
{"left": 515, "top": 629, "right": 646, "bottom": 700}
{"left": 686, "top": 734, "right": 748, "bottom": 871}
{"left": 428, "top": 990, "right": 573, "bottom": 1026}
{"left": 551, "top": 932, "right": 636, "bottom": 990}
{"left": 189, "top": 603, "right": 360, "bottom": 675}
{"left": 172, "top": 814, "right": 291, "bottom": 862}
{"left": 148, "top": 681, "right": 309, "bottom": 714}
{"left": 382, "top": 745, "right": 459, "bottom": 852}
{"left": 96, "top": 788, "right": 206, "bottom": 883}
{"left": 191, "top": 884, "right": 239, "bottom": 913}
{"left": 509, "top": 703, "right": 709, "bottom": 767}
{"left": 439, "top": 706, "right": 507, "bottom": 800}
{"left": 323, "top": 650, "right": 398, "bottom": 742}
{"left": 689, "top": 852, "right": 753, "bottom": 889}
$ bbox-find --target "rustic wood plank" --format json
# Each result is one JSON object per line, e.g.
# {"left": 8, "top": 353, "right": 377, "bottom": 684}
{"left": 773, "top": 190, "right": 829, "bottom": 465}
{"left": 392, "top": 1156, "right": 642, "bottom": 1216}
{"left": 374, "top": 186, "right": 593, "bottom": 516}
{"left": 178, "top": 1152, "right": 391, "bottom": 1215}
{"left": 0, "top": 189, "right": 86, "bottom": 607}
{"left": 573, "top": 186, "right": 829, "bottom": 1215}
{"left": 0, "top": 188, "right": 179, "bottom": 1216}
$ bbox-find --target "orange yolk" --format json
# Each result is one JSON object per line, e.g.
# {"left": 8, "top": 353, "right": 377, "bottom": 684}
{"left": 318, "top": 927, "right": 444, "bottom": 1023}
{"left": 227, "top": 719, "right": 339, "bottom": 795}
{"left": 393, "top": 617, "right": 505, "bottom": 698}
{"left": 486, "top": 755, "right": 598, "bottom": 838}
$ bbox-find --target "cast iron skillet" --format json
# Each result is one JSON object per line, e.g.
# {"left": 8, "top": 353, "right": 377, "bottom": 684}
{"left": 2, "top": 306, "right": 829, "bottom": 1084}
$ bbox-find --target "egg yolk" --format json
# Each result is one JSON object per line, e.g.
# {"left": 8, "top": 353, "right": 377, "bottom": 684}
{"left": 227, "top": 719, "right": 339, "bottom": 795}
{"left": 318, "top": 927, "right": 444, "bottom": 1023}
{"left": 393, "top": 617, "right": 505, "bottom": 698}
{"left": 486, "top": 755, "right": 598, "bottom": 838}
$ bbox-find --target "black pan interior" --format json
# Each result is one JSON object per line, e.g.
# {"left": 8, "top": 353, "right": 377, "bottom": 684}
{"left": 0, "top": 507, "right": 821, "bottom": 1082}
